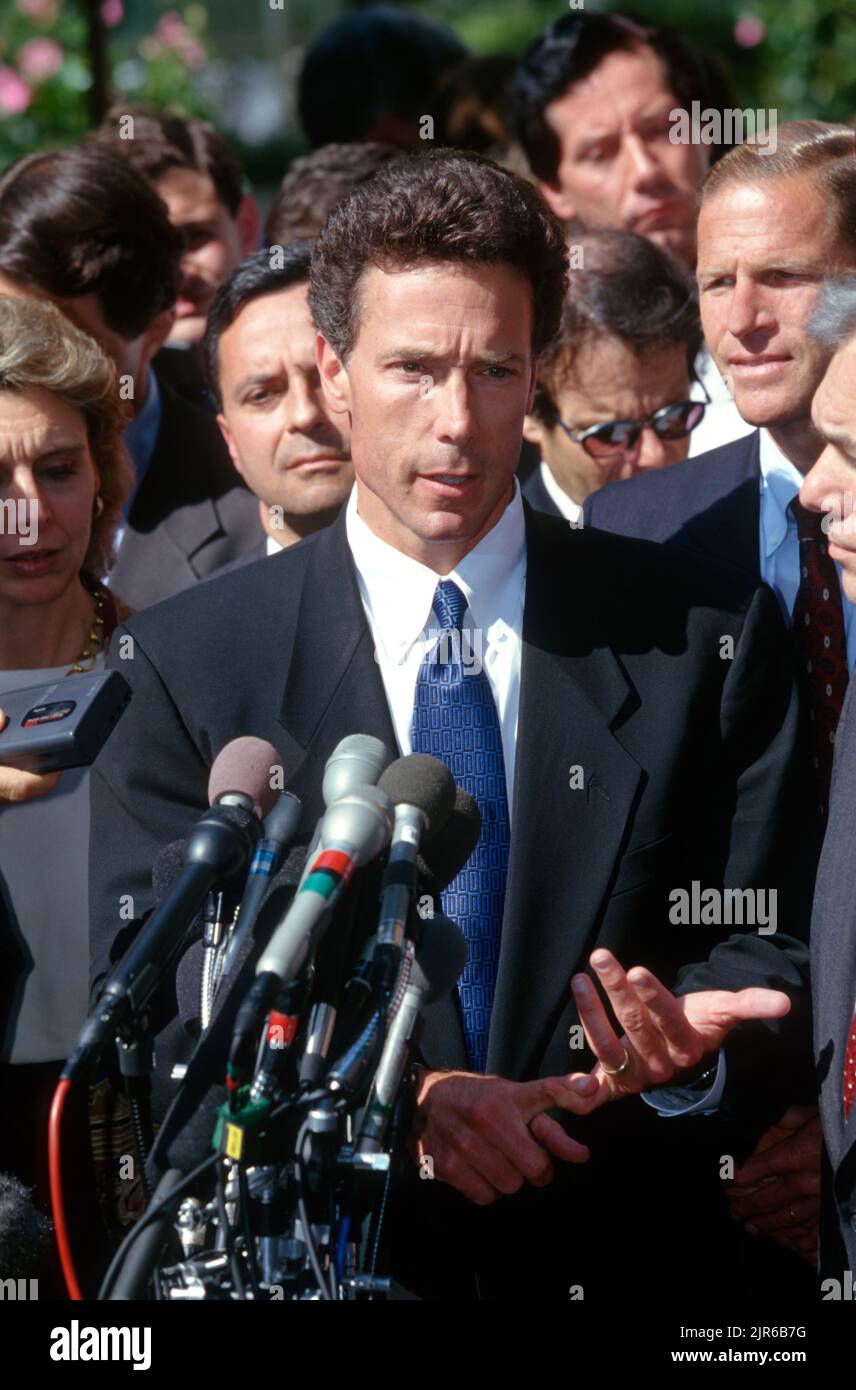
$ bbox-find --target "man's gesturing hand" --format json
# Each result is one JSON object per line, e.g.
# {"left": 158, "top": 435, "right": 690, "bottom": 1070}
{"left": 407, "top": 1068, "right": 597, "bottom": 1206}
{"left": 570, "top": 949, "right": 791, "bottom": 1105}
{"left": 0, "top": 709, "right": 60, "bottom": 804}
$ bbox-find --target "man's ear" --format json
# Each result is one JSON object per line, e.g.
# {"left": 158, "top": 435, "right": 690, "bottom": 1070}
{"left": 216, "top": 412, "right": 245, "bottom": 480}
{"left": 140, "top": 306, "right": 176, "bottom": 371}
{"left": 317, "top": 332, "right": 351, "bottom": 415}
{"left": 236, "top": 194, "right": 262, "bottom": 256}
{"left": 523, "top": 413, "right": 546, "bottom": 449}
{"left": 537, "top": 179, "right": 577, "bottom": 224}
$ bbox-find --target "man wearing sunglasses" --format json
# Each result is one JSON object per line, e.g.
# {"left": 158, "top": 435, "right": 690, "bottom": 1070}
{"left": 522, "top": 229, "right": 706, "bottom": 523}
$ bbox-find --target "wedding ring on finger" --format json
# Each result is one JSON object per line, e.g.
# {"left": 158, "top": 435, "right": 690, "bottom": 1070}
{"left": 601, "top": 1047, "right": 631, "bottom": 1077}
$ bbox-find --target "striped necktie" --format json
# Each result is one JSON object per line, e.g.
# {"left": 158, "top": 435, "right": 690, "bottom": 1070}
{"left": 411, "top": 580, "right": 511, "bottom": 1072}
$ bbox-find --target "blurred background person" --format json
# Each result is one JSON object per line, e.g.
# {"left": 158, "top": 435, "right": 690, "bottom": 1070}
{"left": 87, "top": 106, "right": 261, "bottom": 411}
{"left": 521, "top": 230, "right": 704, "bottom": 523}
{"left": 204, "top": 245, "right": 353, "bottom": 562}
{"left": 298, "top": 4, "right": 467, "bottom": 151}
{"left": 510, "top": 11, "right": 750, "bottom": 454}
{"left": 0, "top": 143, "right": 260, "bottom": 611}
{"left": 433, "top": 54, "right": 527, "bottom": 172}
{"left": 0, "top": 294, "right": 133, "bottom": 1295}
{"left": 265, "top": 141, "right": 399, "bottom": 247}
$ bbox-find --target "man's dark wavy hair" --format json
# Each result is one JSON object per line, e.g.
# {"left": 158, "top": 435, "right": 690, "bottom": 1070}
{"left": 309, "top": 148, "right": 569, "bottom": 363}
{"left": 509, "top": 11, "right": 733, "bottom": 185}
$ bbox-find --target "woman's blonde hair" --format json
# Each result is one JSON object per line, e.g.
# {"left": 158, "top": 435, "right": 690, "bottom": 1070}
{"left": 0, "top": 292, "right": 133, "bottom": 577}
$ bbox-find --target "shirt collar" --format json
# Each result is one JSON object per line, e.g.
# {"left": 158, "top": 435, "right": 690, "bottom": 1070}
{"left": 345, "top": 477, "right": 526, "bottom": 664}
{"left": 538, "top": 461, "right": 582, "bottom": 523}
{"left": 759, "top": 427, "right": 804, "bottom": 558}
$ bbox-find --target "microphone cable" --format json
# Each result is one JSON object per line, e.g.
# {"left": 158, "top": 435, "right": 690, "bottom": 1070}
{"left": 48, "top": 1078, "right": 83, "bottom": 1301}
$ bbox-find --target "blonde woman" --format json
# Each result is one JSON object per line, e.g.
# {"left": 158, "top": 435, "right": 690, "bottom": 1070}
{"left": 0, "top": 294, "right": 133, "bottom": 1293}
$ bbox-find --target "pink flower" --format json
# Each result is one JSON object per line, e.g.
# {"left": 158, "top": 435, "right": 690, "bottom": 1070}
{"left": 16, "top": 0, "right": 56, "bottom": 20}
{"left": 734, "top": 15, "right": 766, "bottom": 48}
{"left": 101, "top": 0, "right": 124, "bottom": 27}
{"left": 17, "top": 37, "right": 63, "bottom": 82}
{"left": 180, "top": 38, "right": 205, "bottom": 71}
{"left": 155, "top": 11, "right": 187, "bottom": 48}
{"left": 0, "top": 66, "right": 34, "bottom": 115}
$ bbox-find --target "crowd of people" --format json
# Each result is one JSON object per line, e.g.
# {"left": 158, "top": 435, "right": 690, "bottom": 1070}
{"left": 0, "top": 6, "right": 855, "bottom": 1302}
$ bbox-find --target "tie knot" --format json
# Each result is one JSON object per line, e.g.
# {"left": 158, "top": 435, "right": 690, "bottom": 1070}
{"left": 789, "top": 496, "right": 824, "bottom": 542}
{"left": 433, "top": 580, "right": 469, "bottom": 632}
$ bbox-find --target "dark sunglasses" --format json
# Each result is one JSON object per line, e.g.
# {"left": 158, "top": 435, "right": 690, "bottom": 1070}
{"left": 553, "top": 388, "right": 709, "bottom": 461}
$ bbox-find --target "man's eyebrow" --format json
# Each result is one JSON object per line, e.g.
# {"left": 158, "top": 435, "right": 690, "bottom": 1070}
{"left": 232, "top": 370, "right": 284, "bottom": 395}
{"left": 697, "top": 260, "right": 821, "bottom": 279}
{"left": 570, "top": 100, "right": 675, "bottom": 148}
{"left": 376, "top": 348, "right": 526, "bottom": 365}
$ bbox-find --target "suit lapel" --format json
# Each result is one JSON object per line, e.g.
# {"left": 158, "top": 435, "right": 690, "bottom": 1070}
{"left": 486, "top": 506, "right": 644, "bottom": 1079}
{"left": 276, "top": 512, "right": 398, "bottom": 774}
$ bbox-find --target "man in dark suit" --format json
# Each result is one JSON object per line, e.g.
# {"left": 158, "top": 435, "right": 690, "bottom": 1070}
{"left": 90, "top": 150, "right": 814, "bottom": 1300}
{"left": 726, "top": 278, "right": 856, "bottom": 1286}
{"left": 585, "top": 120, "right": 856, "bottom": 1266}
{"left": 202, "top": 245, "right": 353, "bottom": 566}
{"left": 0, "top": 143, "right": 261, "bottom": 611}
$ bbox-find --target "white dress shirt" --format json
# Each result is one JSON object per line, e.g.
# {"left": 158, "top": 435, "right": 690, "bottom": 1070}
{"left": 538, "top": 461, "right": 583, "bottom": 525}
{"left": 759, "top": 429, "right": 856, "bottom": 670}
{"left": 266, "top": 533, "right": 285, "bottom": 557}
{"left": 345, "top": 479, "right": 526, "bottom": 819}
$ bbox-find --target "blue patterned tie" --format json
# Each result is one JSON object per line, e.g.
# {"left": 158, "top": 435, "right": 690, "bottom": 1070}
{"left": 411, "top": 580, "right": 511, "bottom": 1072}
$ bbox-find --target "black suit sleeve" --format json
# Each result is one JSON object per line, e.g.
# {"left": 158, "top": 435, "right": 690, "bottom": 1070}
{"left": 674, "top": 583, "right": 816, "bottom": 1114}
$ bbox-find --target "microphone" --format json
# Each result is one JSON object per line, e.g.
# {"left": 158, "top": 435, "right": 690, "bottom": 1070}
{"left": 64, "top": 737, "right": 282, "bottom": 1081}
{"left": 371, "top": 756, "right": 455, "bottom": 992}
{"left": 416, "top": 785, "right": 482, "bottom": 903}
{"left": 322, "top": 734, "right": 393, "bottom": 808}
{"left": 145, "top": 847, "right": 308, "bottom": 1183}
{"left": 354, "top": 914, "right": 467, "bottom": 1154}
{"left": 233, "top": 786, "right": 395, "bottom": 1090}
{"left": 327, "top": 912, "right": 466, "bottom": 1105}
{"left": 255, "top": 784, "right": 395, "bottom": 989}
{"left": 220, "top": 791, "right": 304, "bottom": 981}
{"left": 330, "top": 784, "right": 481, "bottom": 1052}
{"left": 296, "top": 734, "right": 394, "bottom": 892}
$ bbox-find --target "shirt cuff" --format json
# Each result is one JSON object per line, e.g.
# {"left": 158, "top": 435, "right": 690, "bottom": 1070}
{"left": 641, "top": 1048, "right": 726, "bottom": 1116}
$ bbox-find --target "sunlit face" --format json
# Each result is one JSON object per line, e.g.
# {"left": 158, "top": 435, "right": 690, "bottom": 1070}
{"left": 539, "top": 45, "right": 707, "bottom": 267}
{"left": 157, "top": 167, "right": 246, "bottom": 345}
{"left": 0, "top": 387, "right": 98, "bottom": 610}
{"left": 0, "top": 269, "right": 148, "bottom": 383}
{"left": 317, "top": 261, "right": 537, "bottom": 571}
{"left": 697, "top": 177, "right": 856, "bottom": 430}
{"left": 216, "top": 285, "right": 352, "bottom": 524}
{"left": 803, "top": 337, "right": 856, "bottom": 605}
{"left": 524, "top": 337, "right": 693, "bottom": 504}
